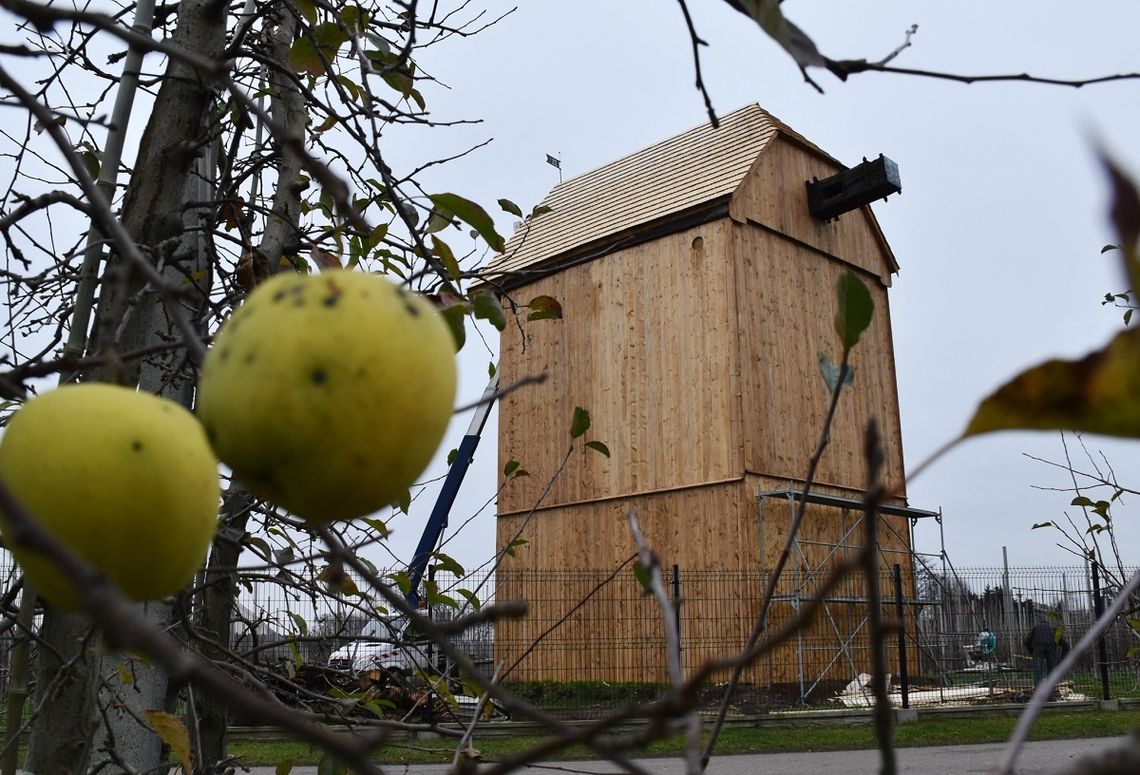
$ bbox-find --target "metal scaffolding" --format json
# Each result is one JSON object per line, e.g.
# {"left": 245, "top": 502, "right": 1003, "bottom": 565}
{"left": 757, "top": 488, "right": 944, "bottom": 702}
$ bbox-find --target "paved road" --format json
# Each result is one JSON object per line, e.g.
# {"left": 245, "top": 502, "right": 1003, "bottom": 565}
{"left": 242, "top": 736, "right": 1128, "bottom": 774}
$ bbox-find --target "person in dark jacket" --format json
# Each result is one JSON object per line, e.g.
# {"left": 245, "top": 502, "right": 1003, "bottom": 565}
{"left": 1023, "top": 615, "right": 1066, "bottom": 688}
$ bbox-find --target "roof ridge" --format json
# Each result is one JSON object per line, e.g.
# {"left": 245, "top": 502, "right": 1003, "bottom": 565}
{"left": 547, "top": 103, "right": 766, "bottom": 192}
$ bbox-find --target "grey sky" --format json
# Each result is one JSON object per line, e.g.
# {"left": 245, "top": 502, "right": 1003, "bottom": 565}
{"left": 382, "top": 1, "right": 1140, "bottom": 574}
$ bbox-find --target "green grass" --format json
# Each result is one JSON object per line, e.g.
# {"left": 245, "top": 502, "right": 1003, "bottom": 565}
{"left": 226, "top": 709, "right": 1140, "bottom": 767}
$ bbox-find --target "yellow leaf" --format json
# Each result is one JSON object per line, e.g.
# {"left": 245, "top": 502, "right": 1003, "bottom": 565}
{"left": 966, "top": 327, "right": 1140, "bottom": 438}
{"left": 144, "top": 710, "right": 192, "bottom": 773}
{"left": 116, "top": 663, "right": 133, "bottom": 686}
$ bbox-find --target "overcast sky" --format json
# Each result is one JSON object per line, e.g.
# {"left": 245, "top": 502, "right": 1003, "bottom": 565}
{"left": 378, "top": 1, "right": 1140, "bottom": 575}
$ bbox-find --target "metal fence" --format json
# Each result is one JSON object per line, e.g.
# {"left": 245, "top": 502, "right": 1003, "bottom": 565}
{"left": 227, "top": 562, "right": 1139, "bottom": 716}
{"left": 0, "top": 557, "right": 1136, "bottom": 719}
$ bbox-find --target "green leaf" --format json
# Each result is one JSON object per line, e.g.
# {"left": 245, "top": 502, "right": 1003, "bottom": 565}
{"left": 287, "top": 23, "right": 349, "bottom": 75}
{"left": 585, "top": 440, "right": 611, "bottom": 458}
{"left": 527, "top": 295, "right": 563, "bottom": 321}
{"left": 1071, "top": 496, "right": 1095, "bottom": 507}
{"left": 633, "top": 563, "right": 651, "bottom": 594}
{"left": 340, "top": 4, "right": 369, "bottom": 32}
{"left": 439, "top": 303, "right": 467, "bottom": 351}
{"left": 447, "top": 448, "right": 459, "bottom": 466}
{"left": 498, "top": 198, "right": 523, "bottom": 217}
{"left": 288, "top": 612, "right": 308, "bottom": 636}
{"left": 424, "top": 578, "right": 458, "bottom": 608}
{"left": 362, "top": 517, "right": 390, "bottom": 538}
{"left": 1125, "top": 308, "right": 1133, "bottom": 326}
{"left": 390, "top": 571, "right": 412, "bottom": 596}
{"left": 834, "top": 270, "right": 873, "bottom": 351}
{"left": 431, "top": 236, "right": 461, "bottom": 280}
{"left": 275, "top": 757, "right": 296, "bottom": 775}
{"left": 431, "top": 551, "right": 465, "bottom": 576}
{"left": 1031, "top": 522, "right": 1053, "bottom": 530}
{"left": 243, "top": 535, "right": 273, "bottom": 561}
{"left": 504, "top": 538, "right": 528, "bottom": 558}
{"left": 145, "top": 711, "right": 192, "bottom": 773}
{"left": 429, "top": 193, "right": 505, "bottom": 252}
{"left": 1102, "top": 244, "right": 1121, "bottom": 254}
{"left": 396, "top": 488, "right": 411, "bottom": 515}
{"left": 473, "top": 291, "right": 506, "bottom": 331}
{"left": 531, "top": 204, "right": 553, "bottom": 218}
{"left": 488, "top": 361, "right": 497, "bottom": 378}
{"left": 457, "top": 588, "right": 482, "bottom": 610}
{"left": 504, "top": 458, "right": 520, "bottom": 476}
{"left": 79, "top": 149, "right": 100, "bottom": 179}
{"left": 570, "top": 406, "right": 590, "bottom": 438}
{"left": 292, "top": 0, "right": 316, "bottom": 23}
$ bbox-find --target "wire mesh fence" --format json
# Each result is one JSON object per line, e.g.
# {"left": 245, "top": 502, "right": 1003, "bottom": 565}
{"left": 0, "top": 554, "right": 1136, "bottom": 720}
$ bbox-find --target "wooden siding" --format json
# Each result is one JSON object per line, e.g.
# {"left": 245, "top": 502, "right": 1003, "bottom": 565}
{"left": 730, "top": 135, "right": 898, "bottom": 283}
{"left": 497, "top": 221, "right": 742, "bottom": 516}
{"left": 494, "top": 474, "right": 914, "bottom": 686}
{"left": 497, "top": 480, "right": 756, "bottom": 573}
{"left": 732, "top": 224, "right": 908, "bottom": 496}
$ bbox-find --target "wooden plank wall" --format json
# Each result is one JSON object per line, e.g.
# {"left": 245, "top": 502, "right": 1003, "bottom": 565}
{"left": 729, "top": 135, "right": 896, "bottom": 284}
{"left": 496, "top": 221, "right": 742, "bottom": 518}
{"left": 731, "top": 223, "right": 908, "bottom": 498}
{"left": 496, "top": 480, "right": 755, "bottom": 573}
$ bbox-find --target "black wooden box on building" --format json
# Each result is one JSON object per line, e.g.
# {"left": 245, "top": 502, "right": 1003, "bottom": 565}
{"left": 806, "top": 155, "right": 901, "bottom": 221}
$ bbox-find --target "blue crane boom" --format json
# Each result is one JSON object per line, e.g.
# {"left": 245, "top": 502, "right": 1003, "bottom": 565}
{"left": 405, "top": 375, "right": 498, "bottom": 606}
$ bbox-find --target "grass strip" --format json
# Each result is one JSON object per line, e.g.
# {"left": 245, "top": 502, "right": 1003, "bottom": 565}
{"left": 227, "top": 709, "right": 1140, "bottom": 767}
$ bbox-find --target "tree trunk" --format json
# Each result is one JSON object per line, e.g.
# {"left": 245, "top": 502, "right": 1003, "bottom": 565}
{"left": 23, "top": 612, "right": 101, "bottom": 775}
{"left": 195, "top": 485, "right": 254, "bottom": 770}
{"left": 94, "top": 603, "right": 173, "bottom": 772}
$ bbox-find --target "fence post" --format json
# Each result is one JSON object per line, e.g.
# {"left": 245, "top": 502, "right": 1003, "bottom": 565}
{"left": 671, "top": 564, "right": 682, "bottom": 665}
{"left": 893, "top": 564, "right": 909, "bottom": 709}
{"left": 1090, "top": 560, "right": 1111, "bottom": 701}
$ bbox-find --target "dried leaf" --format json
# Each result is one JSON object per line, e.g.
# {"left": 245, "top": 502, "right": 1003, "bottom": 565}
{"left": 144, "top": 711, "right": 192, "bottom": 773}
{"left": 733, "top": 0, "right": 826, "bottom": 69}
{"left": 527, "top": 295, "right": 563, "bottom": 321}
{"left": 1101, "top": 152, "right": 1140, "bottom": 292}
{"left": 965, "top": 327, "right": 1140, "bottom": 438}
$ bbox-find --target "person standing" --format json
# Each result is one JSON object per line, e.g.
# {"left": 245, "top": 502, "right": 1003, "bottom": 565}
{"left": 1023, "top": 614, "right": 1066, "bottom": 689}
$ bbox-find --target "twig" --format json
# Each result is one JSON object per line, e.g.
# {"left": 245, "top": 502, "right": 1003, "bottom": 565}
{"left": 674, "top": 0, "right": 719, "bottom": 128}
{"left": 0, "top": 64, "right": 208, "bottom": 363}
{"left": 861, "top": 419, "right": 896, "bottom": 775}
{"left": 994, "top": 567, "right": 1140, "bottom": 775}
{"left": 451, "top": 660, "right": 502, "bottom": 770}
{"left": 451, "top": 372, "right": 547, "bottom": 413}
{"left": 315, "top": 527, "right": 657, "bottom": 775}
{"left": 0, "top": 477, "right": 386, "bottom": 774}
{"left": 628, "top": 511, "right": 702, "bottom": 775}
{"left": 702, "top": 350, "right": 853, "bottom": 767}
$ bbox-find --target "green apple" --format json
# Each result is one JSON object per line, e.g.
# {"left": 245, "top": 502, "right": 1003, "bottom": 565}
{"left": 0, "top": 383, "right": 220, "bottom": 608}
{"left": 197, "top": 270, "right": 457, "bottom": 522}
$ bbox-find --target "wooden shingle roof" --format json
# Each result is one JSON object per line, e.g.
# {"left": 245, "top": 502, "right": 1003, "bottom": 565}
{"left": 483, "top": 104, "right": 897, "bottom": 283}
{"left": 489, "top": 105, "right": 786, "bottom": 277}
